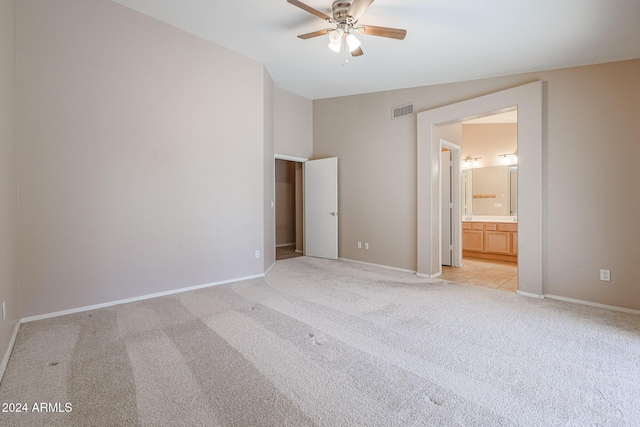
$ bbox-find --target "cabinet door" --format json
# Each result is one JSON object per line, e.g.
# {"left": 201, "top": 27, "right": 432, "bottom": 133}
{"left": 463, "top": 230, "right": 484, "bottom": 252}
{"left": 512, "top": 232, "right": 518, "bottom": 255}
{"left": 485, "top": 231, "right": 511, "bottom": 254}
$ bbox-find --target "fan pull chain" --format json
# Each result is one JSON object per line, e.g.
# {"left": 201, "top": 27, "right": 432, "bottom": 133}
{"left": 342, "top": 36, "right": 349, "bottom": 65}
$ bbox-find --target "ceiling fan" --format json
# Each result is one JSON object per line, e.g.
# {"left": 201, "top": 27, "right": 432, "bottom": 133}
{"left": 287, "top": 0, "right": 407, "bottom": 60}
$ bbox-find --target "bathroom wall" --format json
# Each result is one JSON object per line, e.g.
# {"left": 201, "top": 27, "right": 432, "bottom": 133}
{"left": 462, "top": 123, "right": 518, "bottom": 168}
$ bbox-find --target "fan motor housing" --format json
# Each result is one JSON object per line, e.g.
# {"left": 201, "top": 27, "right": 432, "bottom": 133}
{"left": 332, "top": 1, "right": 353, "bottom": 23}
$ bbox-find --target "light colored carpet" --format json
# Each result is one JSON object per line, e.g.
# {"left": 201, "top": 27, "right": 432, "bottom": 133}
{"left": 1, "top": 257, "right": 639, "bottom": 426}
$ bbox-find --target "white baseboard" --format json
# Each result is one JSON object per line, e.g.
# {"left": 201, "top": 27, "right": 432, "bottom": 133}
{"left": 339, "top": 257, "right": 417, "bottom": 275}
{"left": 264, "top": 262, "right": 276, "bottom": 275}
{"left": 515, "top": 291, "right": 640, "bottom": 315}
{"left": 517, "top": 290, "right": 545, "bottom": 299}
{"left": 544, "top": 294, "right": 640, "bottom": 315}
{"left": 0, "top": 320, "right": 22, "bottom": 385}
{"left": 3, "top": 270, "right": 273, "bottom": 384}
{"left": 21, "top": 273, "right": 265, "bottom": 324}
{"left": 417, "top": 272, "right": 442, "bottom": 278}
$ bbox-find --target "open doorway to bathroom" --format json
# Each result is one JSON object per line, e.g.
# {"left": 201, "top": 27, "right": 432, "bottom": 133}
{"left": 417, "top": 81, "right": 542, "bottom": 295}
{"left": 441, "top": 109, "right": 519, "bottom": 291}
{"left": 275, "top": 158, "right": 304, "bottom": 260}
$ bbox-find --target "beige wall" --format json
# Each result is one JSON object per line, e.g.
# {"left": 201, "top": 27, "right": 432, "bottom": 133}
{"left": 0, "top": 0, "right": 19, "bottom": 365}
{"left": 263, "top": 70, "right": 276, "bottom": 271}
{"left": 17, "top": 0, "right": 269, "bottom": 317}
{"left": 314, "top": 59, "right": 640, "bottom": 310}
{"left": 314, "top": 92, "right": 418, "bottom": 270}
{"left": 274, "top": 88, "right": 313, "bottom": 159}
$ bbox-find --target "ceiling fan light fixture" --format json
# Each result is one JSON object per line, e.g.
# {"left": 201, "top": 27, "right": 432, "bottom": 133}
{"left": 346, "top": 33, "right": 361, "bottom": 52}
{"left": 289, "top": 0, "right": 407, "bottom": 60}
{"left": 328, "top": 40, "right": 342, "bottom": 52}
{"left": 328, "top": 28, "right": 344, "bottom": 52}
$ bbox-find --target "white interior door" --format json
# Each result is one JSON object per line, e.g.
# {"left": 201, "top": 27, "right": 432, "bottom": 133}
{"left": 305, "top": 157, "right": 338, "bottom": 259}
{"left": 441, "top": 150, "right": 453, "bottom": 266}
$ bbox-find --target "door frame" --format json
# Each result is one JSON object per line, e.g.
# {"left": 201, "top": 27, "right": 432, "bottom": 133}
{"left": 275, "top": 154, "right": 307, "bottom": 257}
{"left": 417, "top": 81, "right": 543, "bottom": 297}
{"left": 440, "top": 139, "right": 462, "bottom": 268}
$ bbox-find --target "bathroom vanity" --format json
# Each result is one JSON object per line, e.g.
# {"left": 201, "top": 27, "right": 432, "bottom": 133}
{"left": 462, "top": 218, "right": 518, "bottom": 263}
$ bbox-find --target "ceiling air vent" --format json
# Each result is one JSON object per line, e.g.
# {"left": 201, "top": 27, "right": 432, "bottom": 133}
{"left": 392, "top": 103, "right": 414, "bottom": 119}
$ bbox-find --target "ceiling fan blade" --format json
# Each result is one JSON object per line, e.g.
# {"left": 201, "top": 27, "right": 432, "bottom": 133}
{"left": 350, "top": 47, "right": 364, "bottom": 57}
{"left": 287, "top": 0, "right": 331, "bottom": 21}
{"left": 359, "top": 25, "right": 407, "bottom": 40}
{"left": 297, "top": 29, "right": 332, "bottom": 39}
{"left": 348, "top": 0, "right": 374, "bottom": 21}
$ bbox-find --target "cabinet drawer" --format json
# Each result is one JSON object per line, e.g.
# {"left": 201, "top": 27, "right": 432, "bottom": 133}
{"left": 462, "top": 222, "right": 471, "bottom": 230}
{"left": 471, "top": 223, "right": 484, "bottom": 231}
{"left": 498, "top": 223, "right": 518, "bottom": 232}
{"left": 484, "top": 223, "right": 497, "bottom": 231}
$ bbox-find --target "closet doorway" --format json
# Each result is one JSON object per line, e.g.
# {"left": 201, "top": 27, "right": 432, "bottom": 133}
{"left": 275, "top": 158, "right": 304, "bottom": 260}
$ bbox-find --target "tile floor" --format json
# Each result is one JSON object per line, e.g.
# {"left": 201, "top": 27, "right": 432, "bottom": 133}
{"left": 441, "top": 258, "right": 518, "bottom": 292}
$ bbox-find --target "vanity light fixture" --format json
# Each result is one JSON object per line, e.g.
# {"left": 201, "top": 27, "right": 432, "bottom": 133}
{"left": 463, "top": 157, "right": 481, "bottom": 168}
{"left": 499, "top": 152, "right": 518, "bottom": 165}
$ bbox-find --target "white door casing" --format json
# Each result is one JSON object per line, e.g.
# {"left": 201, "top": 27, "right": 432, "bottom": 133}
{"left": 441, "top": 150, "right": 452, "bottom": 266}
{"left": 304, "top": 157, "right": 338, "bottom": 259}
{"left": 440, "top": 139, "right": 462, "bottom": 268}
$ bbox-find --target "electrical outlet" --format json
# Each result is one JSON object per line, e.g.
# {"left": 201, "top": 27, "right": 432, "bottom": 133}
{"left": 255, "top": 250, "right": 260, "bottom": 259}
{"left": 365, "top": 243, "right": 369, "bottom": 250}
{"left": 357, "top": 242, "right": 362, "bottom": 249}
{"left": 600, "top": 269, "right": 611, "bottom": 282}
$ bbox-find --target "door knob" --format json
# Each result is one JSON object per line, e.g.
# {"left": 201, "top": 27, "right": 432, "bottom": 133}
{"left": 331, "top": 212, "right": 337, "bottom": 216}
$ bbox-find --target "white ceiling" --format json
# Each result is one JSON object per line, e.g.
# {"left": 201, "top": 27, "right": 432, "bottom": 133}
{"left": 111, "top": 0, "right": 640, "bottom": 100}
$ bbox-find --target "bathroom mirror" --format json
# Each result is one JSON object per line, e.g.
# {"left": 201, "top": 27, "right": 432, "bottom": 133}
{"left": 462, "top": 165, "right": 517, "bottom": 216}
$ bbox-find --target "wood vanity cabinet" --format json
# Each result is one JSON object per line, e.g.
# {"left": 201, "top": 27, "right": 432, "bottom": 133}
{"left": 462, "top": 221, "right": 518, "bottom": 262}
{"left": 462, "top": 222, "right": 484, "bottom": 252}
